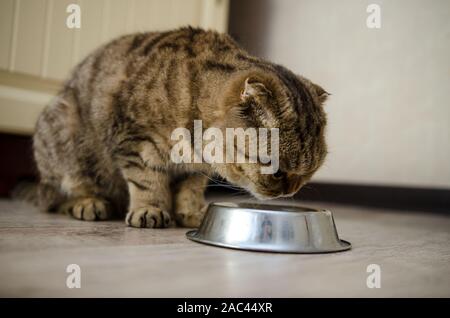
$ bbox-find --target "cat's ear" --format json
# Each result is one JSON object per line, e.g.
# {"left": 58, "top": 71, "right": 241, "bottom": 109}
{"left": 240, "top": 78, "right": 271, "bottom": 101}
{"left": 312, "top": 83, "right": 330, "bottom": 104}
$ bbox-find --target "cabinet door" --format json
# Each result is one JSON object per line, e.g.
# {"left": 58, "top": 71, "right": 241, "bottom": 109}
{"left": 0, "top": 0, "right": 229, "bottom": 135}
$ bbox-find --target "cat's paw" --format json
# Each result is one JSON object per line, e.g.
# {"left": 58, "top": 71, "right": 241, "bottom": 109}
{"left": 175, "top": 205, "right": 207, "bottom": 228}
{"left": 65, "top": 197, "right": 112, "bottom": 221}
{"left": 126, "top": 206, "right": 172, "bottom": 228}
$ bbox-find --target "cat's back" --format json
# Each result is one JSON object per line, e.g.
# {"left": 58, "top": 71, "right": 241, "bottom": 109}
{"left": 65, "top": 27, "right": 243, "bottom": 114}
{"left": 124, "top": 27, "right": 242, "bottom": 61}
{"left": 71, "top": 27, "right": 241, "bottom": 85}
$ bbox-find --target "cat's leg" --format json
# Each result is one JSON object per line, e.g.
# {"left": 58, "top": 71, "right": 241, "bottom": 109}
{"left": 35, "top": 168, "right": 113, "bottom": 222}
{"left": 63, "top": 197, "right": 112, "bottom": 221}
{"left": 118, "top": 142, "right": 173, "bottom": 228}
{"left": 58, "top": 175, "right": 114, "bottom": 221}
{"left": 173, "top": 174, "right": 209, "bottom": 228}
{"left": 37, "top": 181, "right": 65, "bottom": 213}
{"left": 33, "top": 107, "right": 67, "bottom": 213}
{"left": 34, "top": 92, "right": 114, "bottom": 221}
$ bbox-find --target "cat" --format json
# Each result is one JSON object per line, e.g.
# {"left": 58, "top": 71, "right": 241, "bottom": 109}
{"left": 33, "top": 27, "right": 329, "bottom": 228}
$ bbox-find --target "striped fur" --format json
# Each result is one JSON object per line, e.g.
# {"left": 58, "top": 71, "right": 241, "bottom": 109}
{"left": 33, "top": 27, "right": 329, "bottom": 228}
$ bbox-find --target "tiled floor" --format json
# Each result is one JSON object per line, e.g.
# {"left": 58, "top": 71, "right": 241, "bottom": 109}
{"left": 0, "top": 197, "right": 449, "bottom": 297}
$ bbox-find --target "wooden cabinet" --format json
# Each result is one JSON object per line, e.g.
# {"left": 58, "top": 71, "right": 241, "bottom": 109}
{"left": 0, "top": 0, "right": 229, "bottom": 135}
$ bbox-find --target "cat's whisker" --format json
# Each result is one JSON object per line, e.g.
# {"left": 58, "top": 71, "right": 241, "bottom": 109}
{"left": 196, "top": 172, "right": 245, "bottom": 191}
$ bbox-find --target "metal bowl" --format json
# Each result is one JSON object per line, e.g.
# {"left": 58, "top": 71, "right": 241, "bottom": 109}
{"left": 186, "top": 202, "right": 351, "bottom": 253}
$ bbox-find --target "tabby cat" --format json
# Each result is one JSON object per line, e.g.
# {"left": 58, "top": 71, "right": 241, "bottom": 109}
{"left": 33, "top": 27, "right": 329, "bottom": 228}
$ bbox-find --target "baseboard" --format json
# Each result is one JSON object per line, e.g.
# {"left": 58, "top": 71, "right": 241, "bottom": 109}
{"left": 207, "top": 181, "right": 450, "bottom": 213}
{"left": 0, "top": 133, "right": 35, "bottom": 196}
{"left": 294, "top": 182, "right": 450, "bottom": 213}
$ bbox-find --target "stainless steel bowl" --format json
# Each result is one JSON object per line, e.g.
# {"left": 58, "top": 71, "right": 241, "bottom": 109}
{"left": 186, "top": 202, "right": 351, "bottom": 253}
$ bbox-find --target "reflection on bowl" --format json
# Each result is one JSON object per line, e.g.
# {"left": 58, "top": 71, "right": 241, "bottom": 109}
{"left": 186, "top": 202, "right": 351, "bottom": 253}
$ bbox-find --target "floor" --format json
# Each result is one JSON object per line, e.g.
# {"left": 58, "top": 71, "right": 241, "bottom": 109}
{"left": 0, "top": 196, "right": 449, "bottom": 297}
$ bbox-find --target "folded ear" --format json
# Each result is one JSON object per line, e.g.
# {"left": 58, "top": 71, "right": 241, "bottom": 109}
{"left": 312, "top": 83, "right": 330, "bottom": 104}
{"left": 240, "top": 77, "right": 271, "bottom": 101}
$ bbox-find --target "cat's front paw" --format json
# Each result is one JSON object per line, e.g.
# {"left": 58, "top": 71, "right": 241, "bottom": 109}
{"left": 65, "top": 197, "right": 112, "bottom": 221}
{"left": 126, "top": 206, "right": 172, "bottom": 228}
{"left": 175, "top": 205, "right": 207, "bottom": 228}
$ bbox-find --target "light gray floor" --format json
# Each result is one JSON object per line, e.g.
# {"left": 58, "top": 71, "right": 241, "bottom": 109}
{"left": 0, "top": 197, "right": 449, "bottom": 297}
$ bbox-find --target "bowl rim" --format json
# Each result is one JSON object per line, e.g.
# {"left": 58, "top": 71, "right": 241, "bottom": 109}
{"left": 186, "top": 230, "right": 352, "bottom": 254}
{"left": 209, "top": 201, "right": 330, "bottom": 215}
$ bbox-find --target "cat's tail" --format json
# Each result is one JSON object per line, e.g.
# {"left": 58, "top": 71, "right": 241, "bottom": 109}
{"left": 11, "top": 181, "right": 39, "bottom": 205}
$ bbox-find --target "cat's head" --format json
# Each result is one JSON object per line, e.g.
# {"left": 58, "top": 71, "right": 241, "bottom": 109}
{"left": 213, "top": 66, "right": 329, "bottom": 199}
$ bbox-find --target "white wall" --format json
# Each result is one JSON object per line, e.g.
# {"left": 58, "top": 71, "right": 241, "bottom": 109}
{"left": 230, "top": 0, "right": 450, "bottom": 189}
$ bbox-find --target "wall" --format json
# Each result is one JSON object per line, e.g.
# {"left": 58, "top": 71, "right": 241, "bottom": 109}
{"left": 229, "top": 0, "right": 450, "bottom": 189}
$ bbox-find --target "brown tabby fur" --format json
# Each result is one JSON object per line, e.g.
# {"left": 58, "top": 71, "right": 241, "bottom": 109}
{"left": 33, "top": 27, "right": 329, "bottom": 228}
